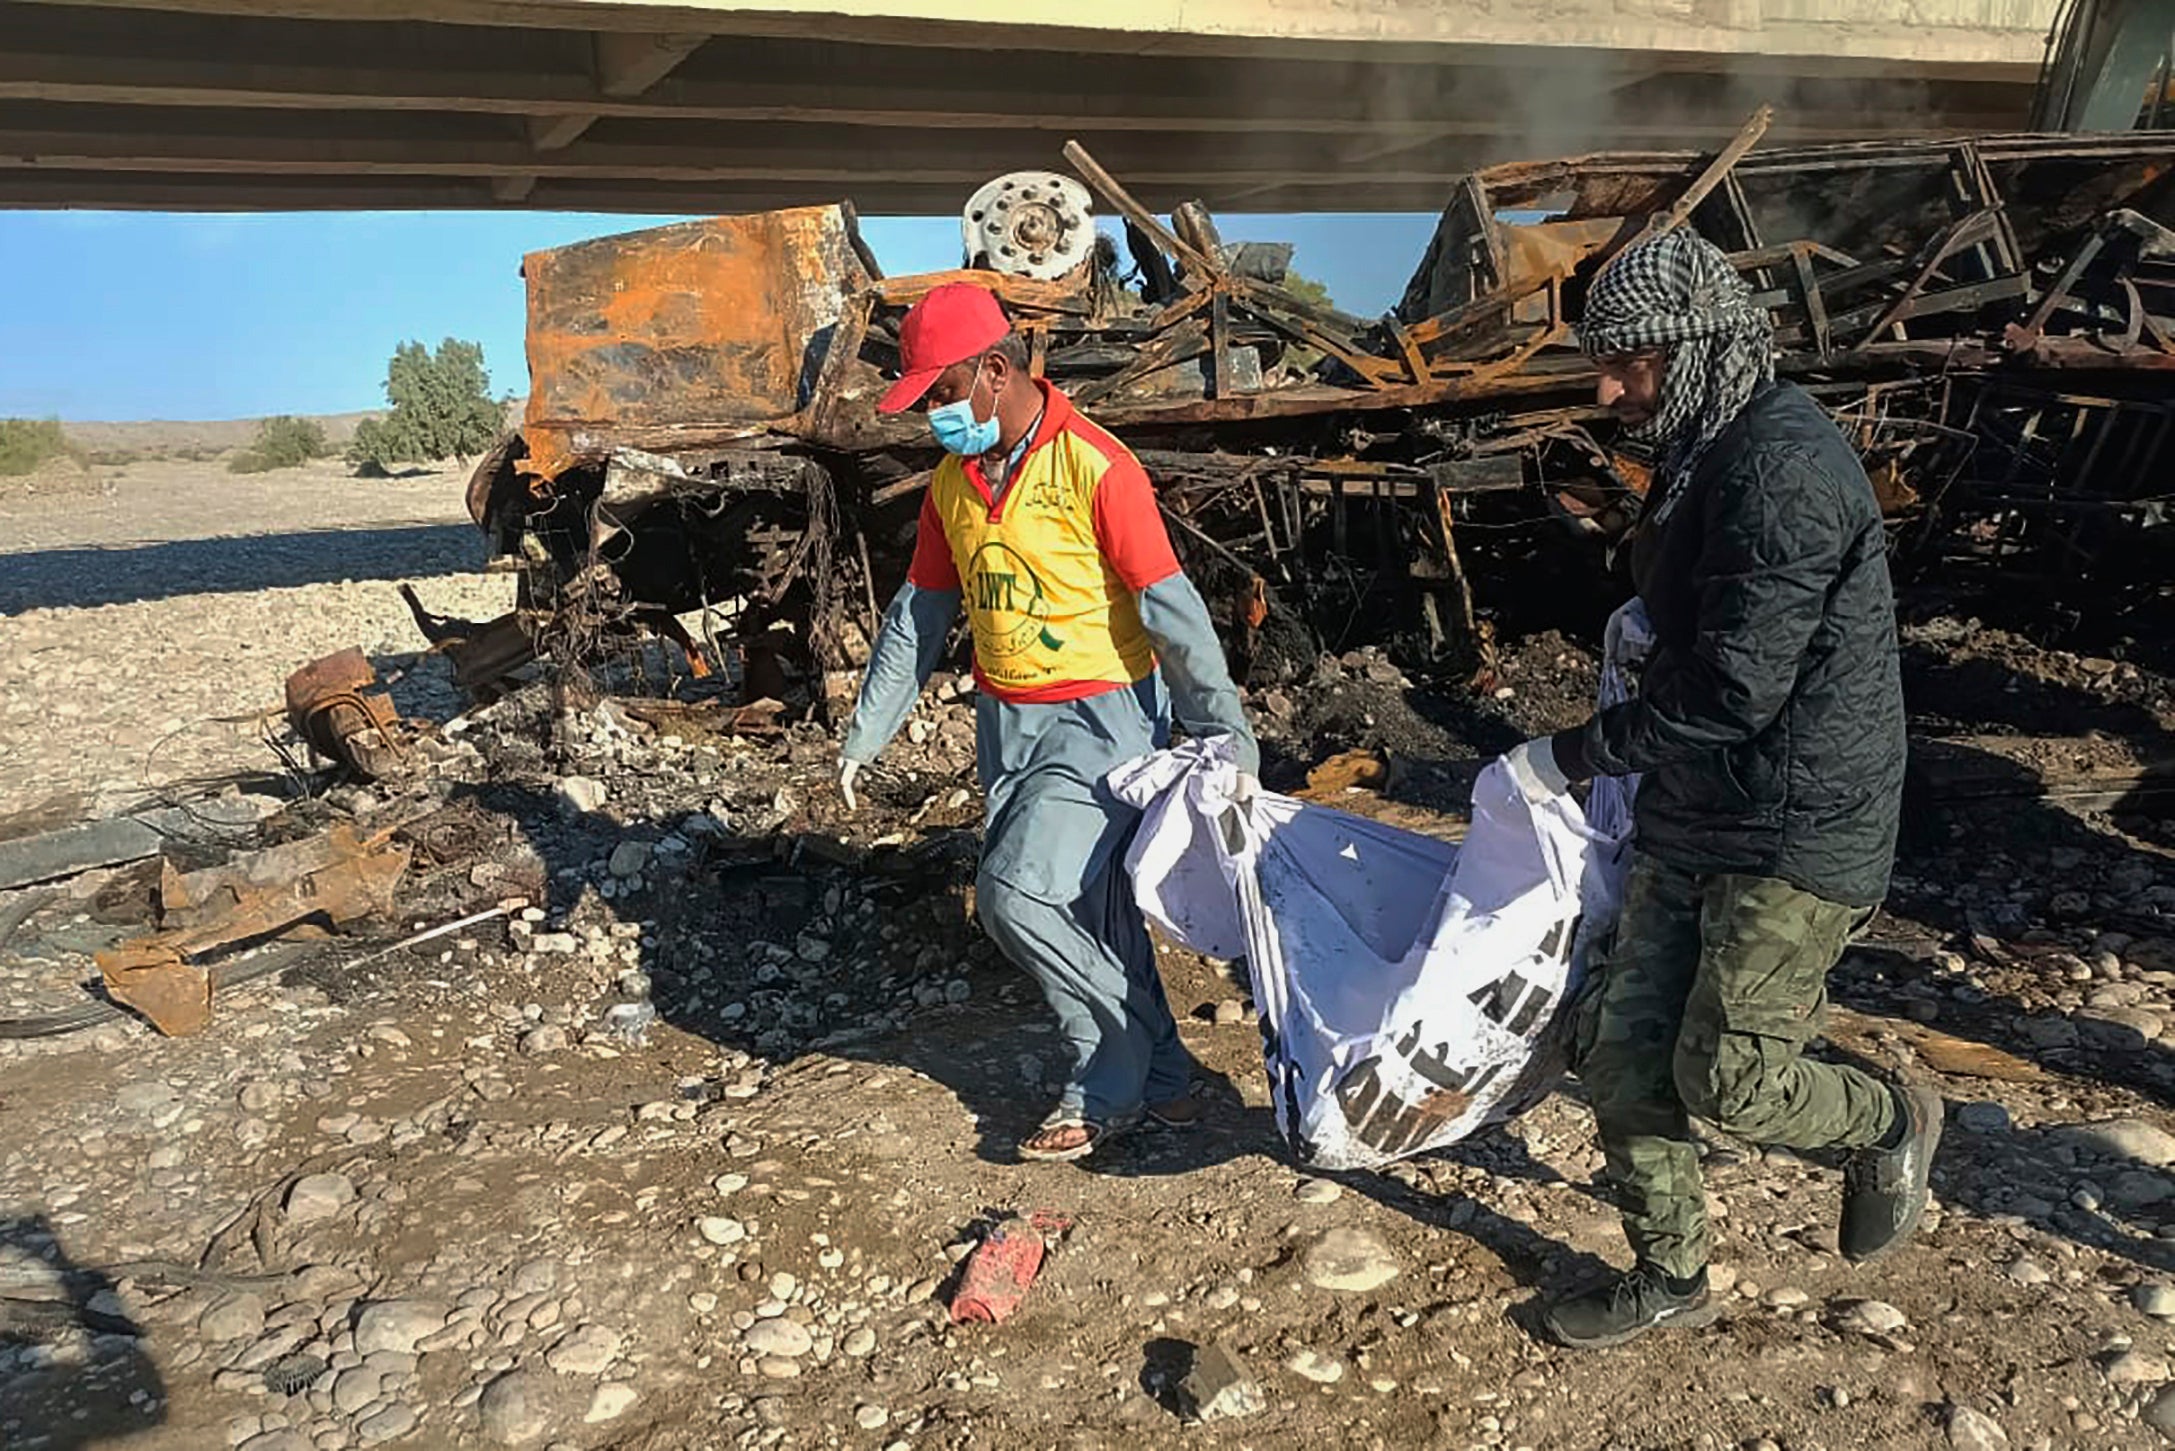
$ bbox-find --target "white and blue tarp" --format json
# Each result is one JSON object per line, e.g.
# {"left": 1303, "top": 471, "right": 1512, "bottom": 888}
{"left": 1110, "top": 603, "right": 1650, "bottom": 1171}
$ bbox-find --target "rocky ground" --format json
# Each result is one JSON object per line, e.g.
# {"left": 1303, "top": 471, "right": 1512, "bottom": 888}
{"left": 1, "top": 465, "right": 2173, "bottom": 1451}
{"left": 0, "top": 456, "right": 506, "bottom": 821}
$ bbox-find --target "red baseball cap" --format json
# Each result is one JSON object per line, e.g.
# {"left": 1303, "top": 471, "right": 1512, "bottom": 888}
{"left": 877, "top": 282, "right": 1012, "bottom": 414}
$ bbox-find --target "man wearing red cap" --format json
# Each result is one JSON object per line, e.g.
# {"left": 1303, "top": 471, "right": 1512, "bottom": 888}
{"left": 840, "top": 282, "right": 1259, "bottom": 1162}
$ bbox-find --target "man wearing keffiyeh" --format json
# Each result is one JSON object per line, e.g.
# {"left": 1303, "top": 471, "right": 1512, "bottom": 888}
{"left": 1498, "top": 229, "right": 1931, "bottom": 1350}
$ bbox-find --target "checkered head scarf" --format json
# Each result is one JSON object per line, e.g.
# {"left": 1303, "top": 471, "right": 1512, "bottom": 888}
{"left": 1581, "top": 229, "right": 1773, "bottom": 511}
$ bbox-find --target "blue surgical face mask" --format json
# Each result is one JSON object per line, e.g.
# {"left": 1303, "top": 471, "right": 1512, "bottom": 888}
{"left": 927, "top": 363, "right": 1000, "bottom": 457}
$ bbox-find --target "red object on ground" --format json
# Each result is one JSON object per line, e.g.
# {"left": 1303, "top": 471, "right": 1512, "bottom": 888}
{"left": 948, "top": 1214, "right": 1068, "bottom": 1325}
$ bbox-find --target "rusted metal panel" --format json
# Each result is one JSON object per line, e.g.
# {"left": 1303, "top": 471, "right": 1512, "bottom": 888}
{"left": 95, "top": 825, "right": 410, "bottom": 1037}
{"left": 519, "top": 204, "right": 874, "bottom": 483}
{"left": 284, "top": 647, "right": 404, "bottom": 780}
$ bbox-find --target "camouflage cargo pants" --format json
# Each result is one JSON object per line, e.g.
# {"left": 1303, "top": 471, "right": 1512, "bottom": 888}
{"left": 1573, "top": 853, "right": 1897, "bottom": 1279}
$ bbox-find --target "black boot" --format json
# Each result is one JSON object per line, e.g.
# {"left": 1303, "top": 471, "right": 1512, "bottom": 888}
{"left": 1840, "top": 1082, "right": 1945, "bottom": 1263}
{"left": 1543, "top": 1262, "right": 1717, "bottom": 1349}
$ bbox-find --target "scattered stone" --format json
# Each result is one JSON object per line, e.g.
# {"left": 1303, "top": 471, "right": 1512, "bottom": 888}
{"left": 509, "top": 1259, "right": 559, "bottom": 1296}
{"left": 1285, "top": 1348, "right": 1345, "bottom": 1384}
{"left": 2061, "top": 1119, "right": 2175, "bottom": 1167}
{"left": 518, "top": 1025, "right": 568, "bottom": 1055}
{"left": 2144, "top": 1384, "right": 2175, "bottom": 1440}
{"left": 238, "top": 1434, "right": 313, "bottom": 1451}
{"left": 1302, "top": 1226, "right": 1400, "bottom": 1293}
{"left": 355, "top": 1403, "right": 418, "bottom": 1444}
{"left": 284, "top": 1174, "right": 357, "bottom": 1224}
{"left": 1212, "top": 1000, "right": 1245, "bottom": 1026}
{"left": 478, "top": 1369, "right": 555, "bottom": 1446}
{"left": 698, "top": 1216, "right": 746, "bottom": 1246}
{"left": 1294, "top": 1178, "right": 1342, "bottom": 1205}
{"left": 2134, "top": 1283, "right": 2175, "bottom": 1321}
{"left": 199, "top": 1293, "right": 267, "bottom": 1344}
{"left": 2003, "top": 1258, "right": 2051, "bottom": 1286}
{"left": 1945, "top": 1403, "right": 2008, "bottom": 1451}
{"left": 1833, "top": 1300, "right": 1909, "bottom": 1336}
{"left": 854, "top": 1404, "right": 890, "bottom": 1431}
{"left": 584, "top": 1383, "right": 638, "bottom": 1424}
{"left": 1180, "top": 1340, "right": 1265, "bottom": 1423}
{"left": 238, "top": 1081, "right": 280, "bottom": 1113}
{"left": 2010, "top": 1195, "right": 2057, "bottom": 1223}
{"left": 2104, "top": 1349, "right": 2173, "bottom": 1386}
{"left": 352, "top": 1300, "right": 447, "bottom": 1357}
{"left": 744, "top": 1318, "right": 813, "bottom": 1359}
{"left": 332, "top": 1366, "right": 382, "bottom": 1414}
{"left": 842, "top": 1327, "right": 877, "bottom": 1357}
{"left": 545, "top": 1323, "right": 623, "bottom": 1376}
{"left": 607, "top": 841, "right": 650, "bottom": 878}
{"left": 1763, "top": 1286, "right": 1809, "bottom": 1310}
{"left": 2112, "top": 1170, "right": 2175, "bottom": 1210}
{"left": 556, "top": 777, "right": 606, "bottom": 816}
{"left": 115, "top": 1080, "right": 181, "bottom": 1123}
{"left": 1955, "top": 1101, "right": 2011, "bottom": 1134}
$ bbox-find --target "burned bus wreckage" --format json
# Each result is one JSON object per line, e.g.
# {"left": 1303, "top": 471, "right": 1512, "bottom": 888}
{"left": 451, "top": 117, "right": 2174, "bottom": 722}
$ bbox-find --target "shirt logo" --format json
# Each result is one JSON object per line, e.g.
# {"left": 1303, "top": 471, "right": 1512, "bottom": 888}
{"left": 1020, "top": 471, "right": 1066, "bottom": 515}
{"left": 965, "top": 541, "right": 1064, "bottom": 658}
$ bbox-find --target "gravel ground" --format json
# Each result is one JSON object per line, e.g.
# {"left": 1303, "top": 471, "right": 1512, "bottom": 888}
{"left": 0, "top": 458, "right": 512, "bottom": 819}
{"left": 0, "top": 464, "right": 2172, "bottom": 1451}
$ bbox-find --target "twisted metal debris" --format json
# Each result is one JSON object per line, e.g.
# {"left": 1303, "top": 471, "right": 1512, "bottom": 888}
{"left": 463, "top": 120, "right": 2175, "bottom": 699}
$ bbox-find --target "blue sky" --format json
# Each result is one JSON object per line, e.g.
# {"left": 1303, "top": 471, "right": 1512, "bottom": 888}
{"left": 0, "top": 210, "right": 1438, "bottom": 422}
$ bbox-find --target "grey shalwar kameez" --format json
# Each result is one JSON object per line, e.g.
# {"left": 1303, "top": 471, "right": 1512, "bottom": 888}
{"left": 842, "top": 446, "right": 1256, "bottom": 1126}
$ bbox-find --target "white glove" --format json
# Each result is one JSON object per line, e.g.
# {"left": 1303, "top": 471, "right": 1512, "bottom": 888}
{"left": 1503, "top": 738, "right": 1571, "bottom": 805}
{"left": 1231, "top": 770, "right": 1261, "bottom": 811}
{"left": 838, "top": 758, "right": 862, "bottom": 814}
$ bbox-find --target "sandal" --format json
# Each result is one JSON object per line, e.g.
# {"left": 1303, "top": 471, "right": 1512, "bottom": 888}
{"left": 1018, "top": 1108, "right": 1139, "bottom": 1163}
{"left": 1146, "top": 1094, "right": 1204, "bottom": 1131}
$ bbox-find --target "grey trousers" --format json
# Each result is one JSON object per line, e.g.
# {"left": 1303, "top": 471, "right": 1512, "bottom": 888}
{"left": 975, "top": 674, "right": 1192, "bottom": 1120}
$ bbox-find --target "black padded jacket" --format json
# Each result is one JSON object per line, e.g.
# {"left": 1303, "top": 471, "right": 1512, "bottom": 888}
{"left": 1551, "top": 380, "right": 1907, "bottom": 907}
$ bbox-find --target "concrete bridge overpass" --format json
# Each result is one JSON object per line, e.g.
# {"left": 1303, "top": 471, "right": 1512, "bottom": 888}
{"left": 0, "top": 0, "right": 2062, "bottom": 214}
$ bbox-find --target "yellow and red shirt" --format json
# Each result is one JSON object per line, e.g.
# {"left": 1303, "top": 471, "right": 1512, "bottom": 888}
{"left": 907, "top": 383, "right": 1180, "bottom": 703}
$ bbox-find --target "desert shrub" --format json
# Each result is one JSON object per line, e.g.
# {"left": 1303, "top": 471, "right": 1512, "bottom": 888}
{"left": 347, "top": 338, "right": 504, "bottom": 470}
{"left": 0, "top": 418, "right": 72, "bottom": 477}
{"left": 228, "top": 414, "right": 328, "bottom": 474}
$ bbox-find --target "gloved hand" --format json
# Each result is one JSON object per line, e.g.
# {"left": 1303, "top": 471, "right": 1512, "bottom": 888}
{"left": 1502, "top": 737, "right": 1571, "bottom": 805}
{"left": 1231, "top": 770, "right": 1261, "bottom": 812}
{"left": 838, "top": 757, "right": 862, "bottom": 814}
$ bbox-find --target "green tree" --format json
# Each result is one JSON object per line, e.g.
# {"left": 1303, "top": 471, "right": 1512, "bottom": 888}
{"left": 1280, "top": 269, "right": 1337, "bottom": 312}
{"left": 348, "top": 338, "right": 504, "bottom": 470}
{"left": 0, "top": 418, "right": 72, "bottom": 478}
{"left": 229, "top": 414, "right": 328, "bottom": 474}
{"left": 1272, "top": 267, "right": 1340, "bottom": 377}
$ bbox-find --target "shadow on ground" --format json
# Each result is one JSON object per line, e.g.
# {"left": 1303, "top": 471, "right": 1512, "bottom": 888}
{"left": 0, "top": 1212, "right": 164, "bottom": 1450}
{"left": 0, "top": 523, "right": 485, "bottom": 613}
